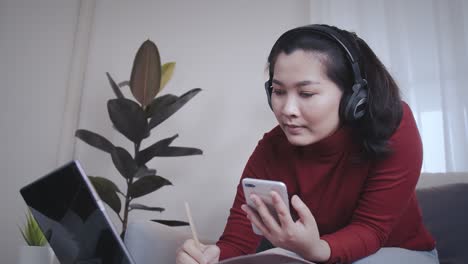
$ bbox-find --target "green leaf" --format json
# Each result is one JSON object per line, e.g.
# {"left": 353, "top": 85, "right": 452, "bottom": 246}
{"left": 148, "top": 88, "right": 202, "bottom": 129}
{"left": 128, "top": 175, "right": 172, "bottom": 198}
{"left": 107, "top": 98, "right": 149, "bottom": 144}
{"left": 151, "top": 219, "right": 189, "bottom": 226}
{"left": 138, "top": 134, "right": 178, "bottom": 165}
{"left": 161, "top": 62, "right": 176, "bottom": 90}
{"left": 129, "top": 203, "right": 164, "bottom": 212}
{"left": 20, "top": 210, "right": 47, "bottom": 246}
{"left": 106, "top": 72, "right": 124, "bottom": 99}
{"left": 145, "top": 94, "right": 178, "bottom": 119}
{"left": 134, "top": 167, "right": 157, "bottom": 178}
{"left": 111, "top": 147, "right": 139, "bottom": 179}
{"left": 88, "top": 176, "right": 122, "bottom": 215}
{"left": 130, "top": 40, "right": 162, "bottom": 107}
{"left": 75, "top": 129, "right": 115, "bottom": 154}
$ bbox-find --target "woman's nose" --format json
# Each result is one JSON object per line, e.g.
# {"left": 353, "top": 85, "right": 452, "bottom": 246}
{"left": 281, "top": 95, "right": 300, "bottom": 117}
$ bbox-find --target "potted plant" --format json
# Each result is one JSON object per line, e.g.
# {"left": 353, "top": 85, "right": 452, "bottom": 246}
{"left": 18, "top": 209, "right": 55, "bottom": 264}
{"left": 75, "top": 39, "right": 202, "bottom": 236}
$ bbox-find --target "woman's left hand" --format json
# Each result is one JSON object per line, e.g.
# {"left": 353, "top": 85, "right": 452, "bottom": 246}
{"left": 241, "top": 192, "right": 330, "bottom": 262}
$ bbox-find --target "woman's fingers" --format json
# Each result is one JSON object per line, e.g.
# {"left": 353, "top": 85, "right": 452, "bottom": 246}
{"left": 250, "top": 194, "right": 282, "bottom": 232}
{"left": 176, "top": 239, "right": 207, "bottom": 264}
{"left": 270, "top": 191, "right": 294, "bottom": 228}
{"left": 291, "top": 195, "right": 315, "bottom": 226}
{"left": 241, "top": 203, "right": 270, "bottom": 235}
{"left": 203, "top": 245, "right": 220, "bottom": 264}
{"left": 176, "top": 251, "right": 200, "bottom": 264}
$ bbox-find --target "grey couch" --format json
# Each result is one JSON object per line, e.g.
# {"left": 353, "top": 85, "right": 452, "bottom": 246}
{"left": 125, "top": 180, "right": 468, "bottom": 264}
{"left": 416, "top": 183, "right": 468, "bottom": 264}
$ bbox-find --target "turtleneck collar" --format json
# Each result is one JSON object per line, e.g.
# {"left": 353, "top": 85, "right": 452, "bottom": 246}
{"left": 292, "top": 125, "right": 356, "bottom": 157}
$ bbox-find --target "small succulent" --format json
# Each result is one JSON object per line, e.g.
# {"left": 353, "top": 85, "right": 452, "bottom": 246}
{"left": 19, "top": 209, "right": 47, "bottom": 247}
{"left": 75, "top": 39, "right": 202, "bottom": 236}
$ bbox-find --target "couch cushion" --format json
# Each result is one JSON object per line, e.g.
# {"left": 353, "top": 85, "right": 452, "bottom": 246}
{"left": 416, "top": 183, "right": 468, "bottom": 264}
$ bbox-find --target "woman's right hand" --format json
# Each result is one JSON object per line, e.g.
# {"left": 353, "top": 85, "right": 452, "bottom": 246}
{"left": 176, "top": 239, "right": 220, "bottom": 264}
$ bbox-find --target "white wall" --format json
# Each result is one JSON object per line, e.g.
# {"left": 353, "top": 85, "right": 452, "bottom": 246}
{"left": 0, "top": 0, "right": 81, "bottom": 263}
{"left": 76, "top": 0, "right": 310, "bottom": 242}
{"left": 0, "top": 0, "right": 309, "bottom": 262}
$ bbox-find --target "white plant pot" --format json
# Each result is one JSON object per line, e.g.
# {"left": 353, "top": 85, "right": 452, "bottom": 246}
{"left": 18, "top": 245, "right": 56, "bottom": 264}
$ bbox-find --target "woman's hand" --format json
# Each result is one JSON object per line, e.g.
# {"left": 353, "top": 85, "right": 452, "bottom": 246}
{"left": 241, "top": 192, "right": 330, "bottom": 262}
{"left": 176, "top": 239, "right": 220, "bottom": 264}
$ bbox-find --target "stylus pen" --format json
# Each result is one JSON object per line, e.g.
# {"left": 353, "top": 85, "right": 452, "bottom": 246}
{"left": 184, "top": 201, "right": 201, "bottom": 249}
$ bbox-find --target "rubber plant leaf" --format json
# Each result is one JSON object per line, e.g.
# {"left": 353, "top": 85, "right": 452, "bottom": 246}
{"left": 151, "top": 220, "right": 189, "bottom": 226}
{"left": 149, "top": 146, "right": 203, "bottom": 157}
{"left": 106, "top": 72, "right": 124, "bottom": 99}
{"left": 133, "top": 167, "right": 157, "bottom": 178}
{"left": 145, "top": 94, "right": 178, "bottom": 119}
{"left": 111, "top": 147, "right": 139, "bottom": 179}
{"left": 130, "top": 40, "right": 161, "bottom": 107}
{"left": 107, "top": 98, "right": 149, "bottom": 144}
{"left": 149, "top": 88, "right": 202, "bottom": 129}
{"left": 88, "top": 176, "right": 122, "bottom": 215}
{"left": 161, "top": 62, "right": 176, "bottom": 90}
{"left": 137, "top": 134, "right": 178, "bottom": 165}
{"left": 120, "top": 61, "right": 174, "bottom": 92}
{"left": 128, "top": 175, "right": 172, "bottom": 199}
{"left": 129, "top": 203, "right": 164, "bottom": 212}
{"left": 75, "top": 129, "right": 115, "bottom": 154}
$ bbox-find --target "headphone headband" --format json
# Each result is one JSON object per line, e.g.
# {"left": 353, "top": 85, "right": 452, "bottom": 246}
{"left": 272, "top": 25, "right": 364, "bottom": 84}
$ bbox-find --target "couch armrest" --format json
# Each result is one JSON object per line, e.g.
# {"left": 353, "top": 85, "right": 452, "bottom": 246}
{"left": 417, "top": 172, "right": 468, "bottom": 189}
{"left": 416, "top": 183, "right": 468, "bottom": 264}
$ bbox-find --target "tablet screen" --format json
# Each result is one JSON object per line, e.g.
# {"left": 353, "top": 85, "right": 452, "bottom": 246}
{"left": 20, "top": 161, "right": 134, "bottom": 264}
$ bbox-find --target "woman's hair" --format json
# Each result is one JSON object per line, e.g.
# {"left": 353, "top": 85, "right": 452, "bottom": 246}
{"left": 267, "top": 25, "right": 403, "bottom": 159}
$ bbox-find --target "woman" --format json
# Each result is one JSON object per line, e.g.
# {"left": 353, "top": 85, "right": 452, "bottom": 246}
{"left": 176, "top": 24, "right": 438, "bottom": 264}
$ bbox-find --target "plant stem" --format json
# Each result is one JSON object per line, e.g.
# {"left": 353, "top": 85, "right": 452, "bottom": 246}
{"left": 116, "top": 212, "right": 124, "bottom": 223}
{"left": 122, "top": 188, "right": 132, "bottom": 235}
{"left": 121, "top": 142, "right": 141, "bottom": 236}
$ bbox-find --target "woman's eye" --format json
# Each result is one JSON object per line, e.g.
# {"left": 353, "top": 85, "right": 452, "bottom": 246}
{"left": 299, "top": 92, "right": 315, "bottom": 98}
{"left": 272, "top": 88, "right": 285, "bottom": 96}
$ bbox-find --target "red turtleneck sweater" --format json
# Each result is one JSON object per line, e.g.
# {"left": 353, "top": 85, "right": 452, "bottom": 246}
{"left": 216, "top": 102, "right": 435, "bottom": 263}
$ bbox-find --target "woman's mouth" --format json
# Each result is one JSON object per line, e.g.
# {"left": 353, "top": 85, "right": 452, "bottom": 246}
{"left": 284, "top": 124, "right": 304, "bottom": 135}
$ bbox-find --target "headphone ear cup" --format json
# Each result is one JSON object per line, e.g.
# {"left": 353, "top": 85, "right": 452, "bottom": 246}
{"left": 264, "top": 80, "right": 273, "bottom": 110}
{"left": 344, "top": 82, "right": 368, "bottom": 122}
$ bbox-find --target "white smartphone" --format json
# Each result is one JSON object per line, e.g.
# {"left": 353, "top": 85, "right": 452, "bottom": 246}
{"left": 241, "top": 178, "right": 289, "bottom": 235}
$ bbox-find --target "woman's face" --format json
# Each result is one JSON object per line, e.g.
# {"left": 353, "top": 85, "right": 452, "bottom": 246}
{"left": 271, "top": 50, "right": 343, "bottom": 146}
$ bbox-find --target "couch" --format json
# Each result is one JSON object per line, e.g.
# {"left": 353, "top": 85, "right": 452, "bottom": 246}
{"left": 125, "top": 173, "right": 468, "bottom": 264}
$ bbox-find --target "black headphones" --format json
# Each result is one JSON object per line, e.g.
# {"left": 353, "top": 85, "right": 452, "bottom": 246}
{"left": 265, "top": 24, "right": 368, "bottom": 122}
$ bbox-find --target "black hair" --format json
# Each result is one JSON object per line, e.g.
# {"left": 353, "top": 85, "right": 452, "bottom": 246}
{"left": 267, "top": 24, "right": 403, "bottom": 159}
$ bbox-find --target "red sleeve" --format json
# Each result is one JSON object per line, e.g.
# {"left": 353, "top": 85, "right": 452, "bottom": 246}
{"left": 321, "top": 103, "right": 423, "bottom": 263}
{"left": 216, "top": 137, "right": 269, "bottom": 260}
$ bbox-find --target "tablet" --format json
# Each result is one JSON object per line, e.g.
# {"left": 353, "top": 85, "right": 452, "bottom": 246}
{"left": 19, "top": 160, "right": 136, "bottom": 264}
